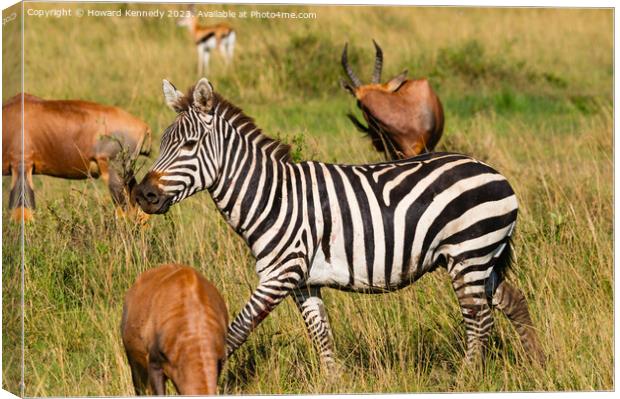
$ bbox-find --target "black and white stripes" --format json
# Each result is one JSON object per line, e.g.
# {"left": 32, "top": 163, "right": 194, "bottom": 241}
{"left": 133, "top": 78, "right": 545, "bottom": 368}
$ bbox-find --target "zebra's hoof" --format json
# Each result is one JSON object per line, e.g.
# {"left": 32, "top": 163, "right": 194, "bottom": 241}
{"left": 320, "top": 357, "right": 344, "bottom": 376}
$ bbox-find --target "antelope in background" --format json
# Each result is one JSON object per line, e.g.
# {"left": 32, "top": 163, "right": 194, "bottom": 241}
{"left": 340, "top": 40, "right": 444, "bottom": 160}
{"left": 178, "top": 5, "right": 236, "bottom": 75}
{"left": 2, "top": 93, "right": 151, "bottom": 222}
{"left": 121, "top": 264, "right": 228, "bottom": 395}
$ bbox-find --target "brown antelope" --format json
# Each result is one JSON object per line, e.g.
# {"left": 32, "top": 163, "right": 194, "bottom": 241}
{"left": 121, "top": 264, "right": 228, "bottom": 396}
{"left": 340, "top": 40, "right": 445, "bottom": 160}
{"left": 178, "top": 7, "right": 236, "bottom": 75}
{"left": 2, "top": 93, "right": 151, "bottom": 222}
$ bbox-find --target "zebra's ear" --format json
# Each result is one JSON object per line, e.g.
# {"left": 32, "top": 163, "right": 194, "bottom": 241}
{"left": 162, "top": 79, "right": 184, "bottom": 113}
{"left": 193, "top": 78, "right": 214, "bottom": 113}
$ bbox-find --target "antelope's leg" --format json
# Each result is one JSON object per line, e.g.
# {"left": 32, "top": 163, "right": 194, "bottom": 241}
{"left": 226, "top": 263, "right": 306, "bottom": 358}
{"left": 147, "top": 361, "right": 166, "bottom": 396}
{"left": 450, "top": 261, "right": 495, "bottom": 364}
{"left": 219, "top": 43, "right": 228, "bottom": 62}
{"left": 226, "top": 32, "right": 236, "bottom": 63}
{"left": 492, "top": 280, "right": 546, "bottom": 365}
{"left": 127, "top": 357, "right": 149, "bottom": 395}
{"left": 97, "top": 157, "right": 129, "bottom": 212}
{"left": 205, "top": 358, "right": 220, "bottom": 395}
{"left": 202, "top": 49, "right": 211, "bottom": 74}
{"left": 292, "top": 286, "right": 336, "bottom": 367}
{"left": 9, "top": 162, "right": 35, "bottom": 222}
{"left": 197, "top": 45, "right": 204, "bottom": 76}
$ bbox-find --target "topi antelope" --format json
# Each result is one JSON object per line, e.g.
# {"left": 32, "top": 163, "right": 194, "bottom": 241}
{"left": 2, "top": 93, "right": 151, "bottom": 222}
{"left": 340, "top": 40, "right": 444, "bottom": 160}
{"left": 121, "top": 264, "right": 228, "bottom": 395}
{"left": 178, "top": 6, "right": 236, "bottom": 75}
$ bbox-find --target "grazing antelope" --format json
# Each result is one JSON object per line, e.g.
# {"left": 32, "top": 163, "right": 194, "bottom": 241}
{"left": 121, "top": 264, "right": 228, "bottom": 395}
{"left": 340, "top": 41, "right": 445, "bottom": 160}
{"left": 132, "top": 77, "right": 545, "bottom": 370}
{"left": 178, "top": 7, "right": 235, "bottom": 75}
{"left": 2, "top": 93, "right": 151, "bottom": 222}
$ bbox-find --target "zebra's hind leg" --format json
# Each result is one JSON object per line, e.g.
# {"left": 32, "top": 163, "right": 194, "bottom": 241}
{"left": 492, "top": 280, "right": 546, "bottom": 365}
{"left": 450, "top": 261, "right": 495, "bottom": 364}
{"left": 292, "top": 286, "right": 336, "bottom": 368}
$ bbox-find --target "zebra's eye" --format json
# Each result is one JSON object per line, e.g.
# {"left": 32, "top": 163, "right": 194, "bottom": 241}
{"left": 181, "top": 140, "right": 198, "bottom": 151}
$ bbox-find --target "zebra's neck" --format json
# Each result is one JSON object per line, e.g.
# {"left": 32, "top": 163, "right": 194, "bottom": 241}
{"left": 206, "top": 105, "right": 292, "bottom": 256}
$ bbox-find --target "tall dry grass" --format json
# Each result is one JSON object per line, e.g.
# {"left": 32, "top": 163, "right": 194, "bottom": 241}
{"left": 2, "top": 3, "right": 612, "bottom": 395}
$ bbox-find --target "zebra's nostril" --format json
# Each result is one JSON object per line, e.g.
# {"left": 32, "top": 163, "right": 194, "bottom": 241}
{"left": 144, "top": 190, "right": 159, "bottom": 204}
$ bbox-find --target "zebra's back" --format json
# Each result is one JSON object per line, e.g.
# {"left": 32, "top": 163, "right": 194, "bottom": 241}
{"left": 301, "top": 152, "right": 518, "bottom": 292}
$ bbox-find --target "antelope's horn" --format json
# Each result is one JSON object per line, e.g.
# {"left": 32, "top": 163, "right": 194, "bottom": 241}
{"left": 341, "top": 43, "right": 362, "bottom": 88}
{"left": 372, "top": 39, "right": 383, "bottom": 84}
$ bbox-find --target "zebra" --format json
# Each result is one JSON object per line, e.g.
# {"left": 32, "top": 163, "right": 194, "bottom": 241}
{"left": 132, "top": 77, "right": 545, "bottom": 368}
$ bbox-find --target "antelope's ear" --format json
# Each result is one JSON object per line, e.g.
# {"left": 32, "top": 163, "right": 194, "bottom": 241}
{"left": 339, "top": 78, "right": 356, "bottom": 97}
{"left": 162, "top": 80, "right": 185, "bottom": 113}
{"left": 193, "top": 78, "right": 214, "bottom": 113}
{"left": 385, "top": 69, "right": 408, "bottom": 92}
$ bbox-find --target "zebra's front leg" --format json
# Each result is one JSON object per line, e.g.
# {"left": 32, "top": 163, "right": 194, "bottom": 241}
{"left": 226, "top": 265, "right": 305, "bottom": 358}
{"left": 292, "top": 286, "right": 336, "bottom": 368}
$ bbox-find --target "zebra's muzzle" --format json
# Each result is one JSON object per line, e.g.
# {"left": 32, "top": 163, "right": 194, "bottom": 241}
{"left": 132, "top": 176, "right": 173, "bottom": 214}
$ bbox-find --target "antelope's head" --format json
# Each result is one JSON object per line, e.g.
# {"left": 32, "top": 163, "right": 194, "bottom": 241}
{"left": 177, "top": 5, "right": 197, "bottom": 28}
{"left": 340, "top": 40, "right": 409, "bottom": 101}
{"left": 177, "top": 16, "right": 193, "bottom": 27}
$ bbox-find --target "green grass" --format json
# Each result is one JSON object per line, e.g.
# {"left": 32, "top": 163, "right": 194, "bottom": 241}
{"left": 2, "top": 3, "right": 613, "bottom": 395}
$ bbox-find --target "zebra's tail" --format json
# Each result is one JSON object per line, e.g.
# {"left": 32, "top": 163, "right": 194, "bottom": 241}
{"left": 484, "top": 236, "right": 512, "bottom": 302}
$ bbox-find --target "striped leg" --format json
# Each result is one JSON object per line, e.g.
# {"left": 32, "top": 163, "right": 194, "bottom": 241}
{"left": 292, "top": 287, "right": 335, "bottom": 367}
{"left": 450, "top": 261, "right": 495, "bottom": 363}
{"left": 226, "top": 264, "right": 305, "bottom": 358}
{"left": 492, "top": 280, "right": 546, "bottom": 365}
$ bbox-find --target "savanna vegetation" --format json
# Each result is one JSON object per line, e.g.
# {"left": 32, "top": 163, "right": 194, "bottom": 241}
{"left": 2, "top": 3, "right": 613, "bottom": 395}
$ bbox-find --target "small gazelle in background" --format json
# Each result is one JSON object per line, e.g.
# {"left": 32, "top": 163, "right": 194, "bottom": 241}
{"left": 177, "top": 5, "right": 236, "bottom": 75}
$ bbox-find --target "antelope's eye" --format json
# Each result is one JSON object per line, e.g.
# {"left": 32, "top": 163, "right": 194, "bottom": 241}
{"left": 182, "top": 140, "right": 198, "bottom": 150}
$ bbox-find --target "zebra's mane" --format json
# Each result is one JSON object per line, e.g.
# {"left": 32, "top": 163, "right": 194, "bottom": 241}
{"left": 180, "top": 85, "right": 292, "bottom": 162}
{"left": 213, "top": 93, "right": 292, "bottom": 161}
